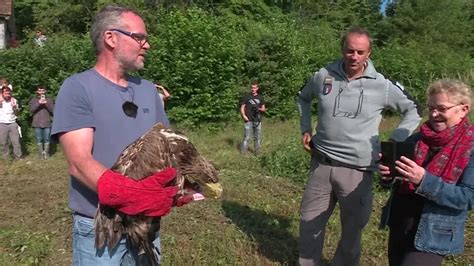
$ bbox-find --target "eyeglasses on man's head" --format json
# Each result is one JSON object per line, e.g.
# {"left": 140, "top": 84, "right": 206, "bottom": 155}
{"left": 109, "top": 28, "right": 149, "bottom": 46}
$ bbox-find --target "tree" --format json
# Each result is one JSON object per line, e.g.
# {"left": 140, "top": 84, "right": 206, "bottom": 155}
{"left": 380, "top": 0, "right": 474, "bottom": 56}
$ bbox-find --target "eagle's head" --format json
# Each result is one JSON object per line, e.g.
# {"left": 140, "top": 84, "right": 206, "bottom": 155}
{"left": 158, "top": 127, "right": 223, "bottom": 200}
{"left": 178, "top": 160, "right": 223, "bottom": 200}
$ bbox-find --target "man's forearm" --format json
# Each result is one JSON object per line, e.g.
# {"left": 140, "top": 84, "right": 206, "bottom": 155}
{"left": 59, "top": 129, "right": 108, "bottom": 192}
{"left": 297, "top": 97, "right": 313, "bottom": 134}
{"left": 67, "top": 156, "right": 108, "bottom": 192}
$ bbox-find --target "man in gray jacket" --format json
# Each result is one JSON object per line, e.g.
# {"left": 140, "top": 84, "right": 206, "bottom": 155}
{"left": 297, "top": 27, "right": 422, "bottom": 265}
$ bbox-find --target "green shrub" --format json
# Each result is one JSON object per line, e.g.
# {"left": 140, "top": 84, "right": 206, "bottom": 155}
{"left": 1, "top": 2, "right": 473, "bottom": 129}
{"left": 0, "top": 34, "right": 94, "bottom": 146}
{"left": 143, "top": 8, "right": 246, "bottom": 126}
{"left": 373, "top": 40, "right": 474, "bottom": 106}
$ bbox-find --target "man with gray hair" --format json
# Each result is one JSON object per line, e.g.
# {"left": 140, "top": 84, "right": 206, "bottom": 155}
{"left": 52, "top": 5, "right": 190, "bottom": 264}
{"left": 297, "top": 26, "right": 422, "bottom": 265}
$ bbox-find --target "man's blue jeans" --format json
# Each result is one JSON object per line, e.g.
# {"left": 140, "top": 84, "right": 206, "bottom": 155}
{"left": 34, "top": 127, "right": 51, "bottom": 144}
{"left": 72, "top": 214, "right": 161, "bottom": 265}
{"left": 241, "top": 121, "right": 261, "bottom": 154}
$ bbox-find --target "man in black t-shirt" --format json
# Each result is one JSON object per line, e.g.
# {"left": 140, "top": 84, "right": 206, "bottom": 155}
{"left": 239, "top": 83, "right": 266, "bottom": 155}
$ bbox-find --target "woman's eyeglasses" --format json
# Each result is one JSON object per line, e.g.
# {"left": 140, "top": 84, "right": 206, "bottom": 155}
{"left": 427, "top": 104, "right": 462, "bottom": 114}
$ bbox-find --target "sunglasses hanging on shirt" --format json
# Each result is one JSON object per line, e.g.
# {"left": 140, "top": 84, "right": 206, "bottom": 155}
{"left": 120, "top": 86, "right": 138, "bottom": 118}
{"left": 122, "top": 101, "right": 138, "bottom": 118}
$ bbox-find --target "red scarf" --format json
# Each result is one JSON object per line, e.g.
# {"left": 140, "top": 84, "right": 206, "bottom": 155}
{"left": 399, "top": 118, "right": 474, "bottom": 193}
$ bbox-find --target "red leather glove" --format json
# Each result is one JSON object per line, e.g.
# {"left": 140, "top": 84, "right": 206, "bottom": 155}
{"left": 97, "top": 168, "right": 179, "bottom": 216}
{"left": 174, "top": 194, "right": 194, "bottom": 207}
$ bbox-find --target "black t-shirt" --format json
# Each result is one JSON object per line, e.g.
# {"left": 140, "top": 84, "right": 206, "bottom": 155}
{"left": 240, "top": 93, "right": 264, "bottom": 122}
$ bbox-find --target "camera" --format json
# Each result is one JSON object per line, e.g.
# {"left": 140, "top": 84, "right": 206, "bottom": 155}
{"left": 252, "top": 104, "right": 259, "bottom": 112}
{"left": 251, "top": 104, "right": 260, "bottom": 119}
{"left": 40, "top": 95, "right": 46, "bottom": 101}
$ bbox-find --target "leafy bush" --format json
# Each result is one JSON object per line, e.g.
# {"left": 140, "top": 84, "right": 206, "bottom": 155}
{"left": 143, "top": 8, "right": 245, "bottom": 126}
{"left": 1, "top": 1, "right": 473, "bottom": 130}
{"left": 373, "top": 40, "right": 474, "bottom": 105}
{"left": 0, "top": 34, "right": 94, "bottom": 146}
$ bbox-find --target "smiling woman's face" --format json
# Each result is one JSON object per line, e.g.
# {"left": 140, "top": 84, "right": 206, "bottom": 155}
{"left": 427, "top": 92, "right": 468, "bottom": 132}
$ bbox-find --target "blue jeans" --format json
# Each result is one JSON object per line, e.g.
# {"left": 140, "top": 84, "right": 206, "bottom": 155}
{"left": 72, "top": 214, "right": 161, "bottom": 265}
{"left": 241, "top": 121, "right": 261, "bottom": 153}
{"left": 34, "top": 127, "right": 51, "bottom": 144}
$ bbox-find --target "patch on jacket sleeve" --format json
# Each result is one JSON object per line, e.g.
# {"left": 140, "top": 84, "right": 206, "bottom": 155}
{"left": 323, "top": 76, "right": 333, "bottom": 95}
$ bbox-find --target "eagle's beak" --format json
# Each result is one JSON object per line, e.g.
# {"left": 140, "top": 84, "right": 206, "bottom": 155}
{"left": 202, "top": 182, "right": 223, "bottom": 199}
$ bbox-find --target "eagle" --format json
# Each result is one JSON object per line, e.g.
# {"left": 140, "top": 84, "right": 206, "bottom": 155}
{"left": 94, "top": 123, "right": 223, "bottom": 265}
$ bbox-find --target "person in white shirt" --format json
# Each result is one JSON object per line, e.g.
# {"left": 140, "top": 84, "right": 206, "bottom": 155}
{"left": 0, "top": 86, "right": 22, "bottom": 160}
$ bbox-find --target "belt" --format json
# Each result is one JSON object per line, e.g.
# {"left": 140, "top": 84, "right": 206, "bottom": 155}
{"left": 314, "top": 150, "right": 343, "bottom": 166}
{"left": 313, "top": 150, "right": 361, "bottom": 169}
{"left": 73, "top": 212, "right": 94, "bottom": 219}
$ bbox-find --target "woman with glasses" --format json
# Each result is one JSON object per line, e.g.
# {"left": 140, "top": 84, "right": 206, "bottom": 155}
{"left": 379, "top": 79, "right": 473, "bottom": 265}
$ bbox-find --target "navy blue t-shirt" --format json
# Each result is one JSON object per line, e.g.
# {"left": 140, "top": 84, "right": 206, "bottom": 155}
{"left": 51, "top": 68, "right": 169, "bottom": 217}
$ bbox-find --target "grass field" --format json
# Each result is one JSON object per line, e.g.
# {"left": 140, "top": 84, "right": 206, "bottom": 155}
{"left": 0, "top": 118, "right": 472, "bottom": 265}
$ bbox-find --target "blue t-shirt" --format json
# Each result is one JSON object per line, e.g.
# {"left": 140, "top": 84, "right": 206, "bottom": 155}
{"left": 51, "top": 68, "right": 170, "bottom": 217}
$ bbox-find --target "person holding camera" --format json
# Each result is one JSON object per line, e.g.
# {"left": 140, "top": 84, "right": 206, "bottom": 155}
{"left": 378, "top": 80, "right": 473, "bottom": 266}
{"left": 297, "top": 26, "right": 422, "bottom": 265}
{"left": 29, "top": 85, "right": 54, "bottom": 159}
{"left": 155, "top": 81, "right": 170, "bottom": 107}
{"left": 240, "top": 83, "right": 266, "bottom": 155}
{"left": 0, "top": 85, "right": 22, "bottom": 160}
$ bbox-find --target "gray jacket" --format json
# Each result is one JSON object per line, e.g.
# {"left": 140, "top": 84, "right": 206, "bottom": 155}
{"left": 298, "top": 59, "right": 422, "bottom": 169}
